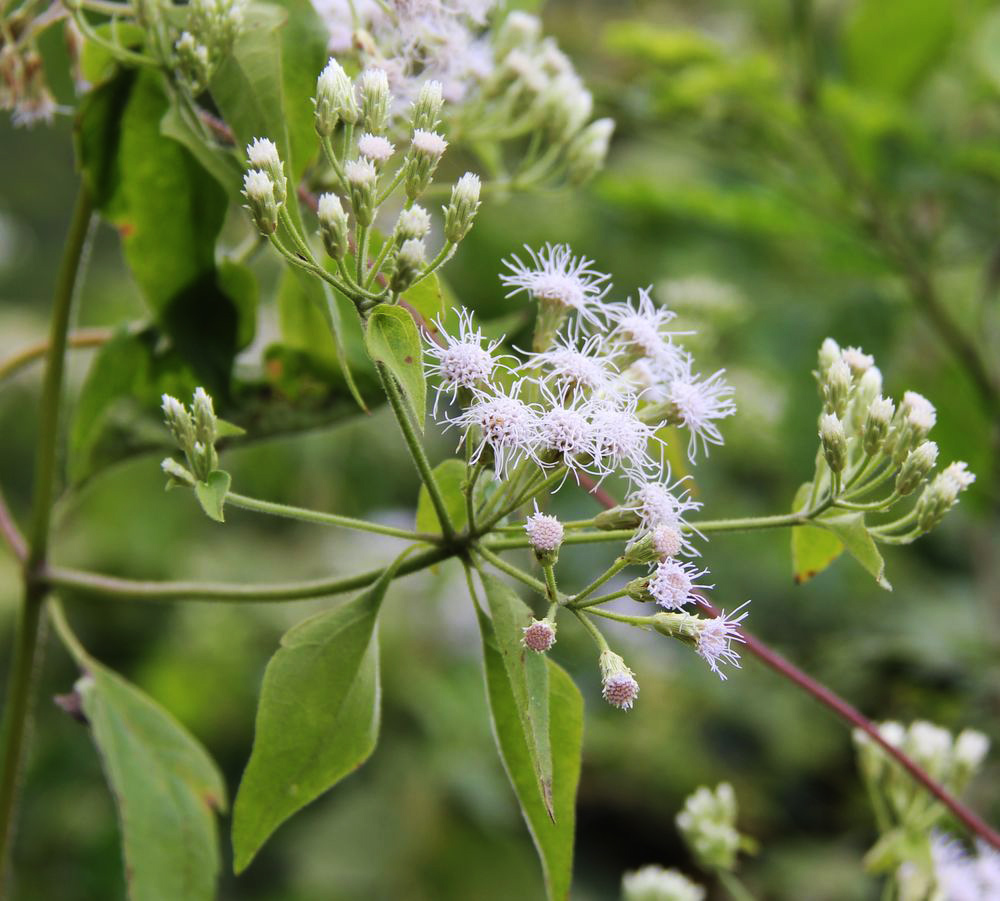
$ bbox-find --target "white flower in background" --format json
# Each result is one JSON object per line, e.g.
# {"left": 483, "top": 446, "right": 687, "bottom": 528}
{"left": 648, "top": 559, "right": 712, "bottom": 610}
{"left": 696, "top": 603, "right": 749, "bottom": 680}
{"left": 931, "top": 833, "right": 1000, "bottom": 901}
{"left": 501, "top": 243, "right": 611, "bottom": 333}
{"left": 525, "top": 333, "right": 617, "bottom": 400}
{"left": 622, "top": 865, "right": 705, "bottom": 901}
{"left": 423, "top": 307, "right": 508, "bottom": 413}
{"left": 444, "top": 380, "right": 539, "bottom": 478}
{"left": 661, "top": 363, "right": 736, "bottom": 461}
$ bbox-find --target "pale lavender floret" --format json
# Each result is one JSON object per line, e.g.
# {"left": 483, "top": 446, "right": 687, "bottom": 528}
{"left": 588, "top": 395, "right": 660, "bottom": 484}
{"left": 696, "top": 602, "right": 750, "bottom": 680}
{"left": 525, "top": 504, "right": 564, "bottom": 552}
{"left": 522, "top": 619, "right": 556, "bottom": 652}
{"left": 523, "top": 332, "right": 618, "bottom": 401}
{"left": 648, "top": 559, "right": 712, "bottom": 610}
{"left": 662, "top": 363, "right": 736, "bottom": 462}
{"left": 605, "top": 287, "right": 687, "bottom": 366}
{"left": 423, "top": 307, "right": 509, "bottom": 414}
{"left": 628, "top": 473, "right": 702, "bottom": 535}
{"left": 500, "top": 243, "right": 612, "bottom": 333}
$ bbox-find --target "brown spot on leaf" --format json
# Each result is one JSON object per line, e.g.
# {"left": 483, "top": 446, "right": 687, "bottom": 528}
{"left": 404, "top": 355, "right": 413, "bottom": 364}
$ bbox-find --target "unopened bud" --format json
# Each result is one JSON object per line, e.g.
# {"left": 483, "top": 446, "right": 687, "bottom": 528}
{"left": 317, "top": 192, "right": 349, "bottom": 260}
{"left": 161, "top": 457, "right": 196, "bottom": 487}
{"left": 599, "top": 650, "right": 639, "bottom": 711}
{"left": 954, "top": 730, "right": 989, "bottom": 774}
{"left": 916, "top": 462, "right": 975, "bottom": 532}
{"left": 890, "top": 391, "right": 936, "bottom": 464}
{"left": 444, "top": 172, "right": 481, "bottom": 244}
{"left": 394, "top": 205, "right": 431, "bottom": 242}
{"left": 819, "top": 413, "right": 847, "bottom": 473}
{"left": 493, "top": 11, "right": 542, "bottom": 58}
{"left": 895, "top": 440, "right": 937, "bottom": 496}
{"left": 411, "top": 79, "right": 444, "bottom": 131}
{"left": 315, "top": 58, "right": 357, "bottom": 134}
{"left": 358, "top": 68, "right": 391, "bottom": 134}
{"left": 625, "top": 576, "right": 654, "bottom": 603}
{"left": 174, "top": 32, "right": 211, "bottom": 93}
{"left": 390, "top": 238, "right": 425, "bottom": 293}
{"left": 817, "top": 337, "right": 841, "bottom": 371}
{"left": 191, "top": 387, "right": 217, "bottom": 446}
{"left": 525, "top": 507, "right": 564, "bottom": 564}
{"left": 862, "top": 395, "right": 894, "bottom": 456}
{"left": 822, "top": 359, "right": 852, "bottom": 417}
{"left": 850, "top": 365, "right": 883, "bottom": 433}
{"left": 841, "top": 346, "right": 874, "bottom": 377}
{"left": 246, "top": 137, "right": 286, "bottom": 204}
{"left": 406, "top": 130, "right": 448, "bottom": 199}
{"left": 162, "top": 394, "right": 195, "bottom": 450}
{"left": 345, "top": 158, "right": 378, "bottom": 226}
{"left": 522, "top": 618, "right": 556, "bottom": 653}
{"left": 566, "top": 117, "right": 614, "bottom": 185}
{"left": 594, "top": 505, "right": 641, "bottom": 531}
{"left": 242, "top": 170, "right": 278, "bottom": 234}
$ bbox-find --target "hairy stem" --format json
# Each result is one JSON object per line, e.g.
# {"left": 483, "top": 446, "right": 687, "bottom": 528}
{"left": 0, "top": 328, "right": 112, "bottom": 384}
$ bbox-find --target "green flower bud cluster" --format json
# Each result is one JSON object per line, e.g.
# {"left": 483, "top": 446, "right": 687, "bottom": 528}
{"left": 160, "top": 388, "right": 220, "bottom": 484}
{"left": 240, "top": 60, "right": 482, "bottom": 317}
{"left": 853, "top": 721, "right": 989, "bottom": 888}
{"left": 173, "top": 0, "right": 244, "bottom": 94}
{"left": 809, "top": 339, "right": 974, "bottom": 543}
{"left": 675, "top": 783, "right": 752, "bottom": 873}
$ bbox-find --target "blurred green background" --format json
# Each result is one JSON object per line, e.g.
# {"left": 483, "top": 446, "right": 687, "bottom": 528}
{"left": 2, "top": 0, "right": 999, "bottom": 898}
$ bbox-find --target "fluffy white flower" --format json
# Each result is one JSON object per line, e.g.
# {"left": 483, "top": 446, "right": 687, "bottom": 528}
{"left": 501, "top": 243, "right": 611, "bottom": 332}
{"left": 696, "top": 602, "right": 749, "bottom": 680}
{"left": 246, "top": 137, "right": 281, "bottom": 170}
{"left": 424, "top": 307, "right": 508, "bottom": 413}
{"left": 588, "top": 396, "right": 660, "bottom": 483}
{"left": 358, "top": 132, "right": 395, "bottom": 161}
{"left": 661, "top": 364, "right": 736, "bottom": 461}
{"left": 648, "top": 559, "right": 712, "bottom": 610}
{"left": 411, "top": 128, "right": 449, "bottom": 157}
{"left": 524, "top": 332, "right": 617, "bottom": 400}
{"left": 622, "top": 866, "right": 705, "bottom": 901}
{"left": 628, "top": 475, "right": 702, "bottom": 534}
{"left": 605, "top": 287, "right": 682, "bottom": 362}
{"left": 444, "top": 380, "right": 539, "bottom": 478}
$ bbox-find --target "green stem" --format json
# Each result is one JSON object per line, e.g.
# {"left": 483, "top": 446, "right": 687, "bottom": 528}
{"left": 0, "top": 186, "right": 93, "bottom": 879}
{"left": 43, "top": 544, "right": 449, "bottom": 603}
{"left": 465, "top": 462, "right": 484, "bottom": 535}
{"left": 718, "top": 869, "right": 757, "bottom": 901}
{"left": 0, "top": 328, "right": 112, "bottom": 383}
{"left": 224, "top": 491, "right": 437, "bottom": 542}
{"left": 376, "top": 363, "right": 456, "bottom": 542}
{"left": 570, "top": 557, "right": 629, "bottom": 606}
{"left": 571, "top": 608, "right": 610, "bottom": 652}
{"left": 473, "top": 545, "right": 548, "bottom": 597}
{"left": 570, "top": 587, "right": 630, "bottom": 610}
{"left": 542, "top": 562, "right": 558, "bottom": 605}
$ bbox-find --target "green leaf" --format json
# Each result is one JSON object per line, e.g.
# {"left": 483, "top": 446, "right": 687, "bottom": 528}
{"left": 844, "top": 0, "right": 954, "bottom": 97}
{"left": 475, "top": 599, "right": 582, "bottom": 900}
{"left": 817, "top": 511, "right": 892, "bottom": 591}
{"left": 480, "top": 573, "right": 554, "bottom": 820}
{"left": 790, "top": 482, "right": 844, "bottom": 584}
{"left": 364, "top": 303, "right": 426, "bottom": 428}
{"left": 159, "top": 104, "right": 243, "bottom": 199}
{"left": 194, "top": 470, "right": 231, "bottom": 522}
{"left": 975, "top": 9, "right": 1000, "bottom": 94}
{"left": 401, "top": 272, "right": 446, "bottom": 325}
{"left": 76, "top": 69, "right": 251, "bottom": 392}
{"left": 64, "top": 641, "right": 226, "bottom": 901}
{"left": 231, "top": 560, "right": 402, "bottom": 872}
{"left": 415, "top": 459, "right": 469, "bottom": 535}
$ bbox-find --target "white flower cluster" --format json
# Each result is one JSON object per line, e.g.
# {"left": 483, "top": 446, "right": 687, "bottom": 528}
{"left": 621, "top": 865, "right": 705, "bottom": 901}
{"left": 675, "top": 782, "right": 743, "bottom": 872}
{"left": 930, "top": 834, "right": 1000, "bottom": 901}
{"left": 308, "top": 5, "right": 612, "bottom": 183}
{"left": 425, "top": 243, "right": 737, "bottom": 483}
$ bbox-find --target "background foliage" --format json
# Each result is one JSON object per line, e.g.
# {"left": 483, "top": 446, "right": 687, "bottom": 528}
{"left": 1, "top": 0, "right": 998, "bottom": 897}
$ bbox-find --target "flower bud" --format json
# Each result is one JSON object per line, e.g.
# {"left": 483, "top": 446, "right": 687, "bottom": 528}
{"left": 174, "top": 32, "right": 211, "bottom": 93}
{"left": 895, "top": 440, "right": 937, "bottom": 496}
{"left": 189, "top": 0, "right": 242, "bottom": 57}
{"left": 242, "top": 170, "right": 278, "bottom": 234}
{"left": 625, "top": 576, "right": 654, "bottom": 603}
{"left": 599, "top": 650, "right": 639, "bottom": 711}
{"left": 405, "top": 130, "right": 448, "bottom": 199}
{"left": 566, "top": 117, "right": 614, "bottom": 185}
{"left": 841, "top": 346, "right": 874, "bottom": 377}
{"left": 246, "top": 137, "right": 286, "bottom": 204}
{"left": 522, "top": 618, "right": 557, "bottom": 653}
{"left": 850, "top": 365, "right": 882, "bottom": 434}
{"left": 443, "top": 172, "right": 481, "bottom": 244}
{"left": 317, "top": 192, "right": 349, "bottom": 260}
{"left": 821, "top": 359, "right": 852, "bottom": 417}
{"left": 493, "top": 11, "right": 542, "bottom": 58}
{"left": 954, "top": 729, "right": 989, "bottom": 774}
{"left": 594, "top": 505, "right": 642, "bottom": 531}
{"left": 862, "top": 395, "right": 894, "bottom": 456}
{"left": 890, "top": 391, "right": 936, "bottom": 464}
{"left": 817, "top": 337, "right": 841, "bottom": 371}
{"left": 411, "top": 79, "right": 444, "bottom": 131}
{"left": 191, "top": 387, "right": 217, "bottom": 447}
{"left": 162, "top": 394, "right": 196, "bottom": 450}
{"left": 622, "top": 866, "right": 705, "bottom": 901}
{"left": 819, "top": 413, "right": 847, "bottom": 474}
{"left": 358, "top": 133, "right": 395, "bottom": 166}
{"left": 358, "top": 67, "right": 391, "bottom": 134}
{"left": 394, "top": 205, "right": 431, "bottom": 242}
{"left": 315, "top": 58, "right": 357, "bottom": 134}
{"left": 525, "top": 507, "right": 564, "bottom": 564}
{"left": 161, "top": 457, "right": 196, "bottom": 488}
{"left": 916, "top": 462, "right": 974, "bottom": 532}
{"left": 345, "top": 158, "right": 378, "bottom": 226}
{"left": 542, "top": 74, "right": 592, "bottom": 144}
{"left": 390, "top": 238, "right": 426, "bottom": 293}
{"left": 625, "top": 526, "right": 684, "bottom": 565}
{"left": 676, "top": 783, "right": 741, "bottom": 872}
